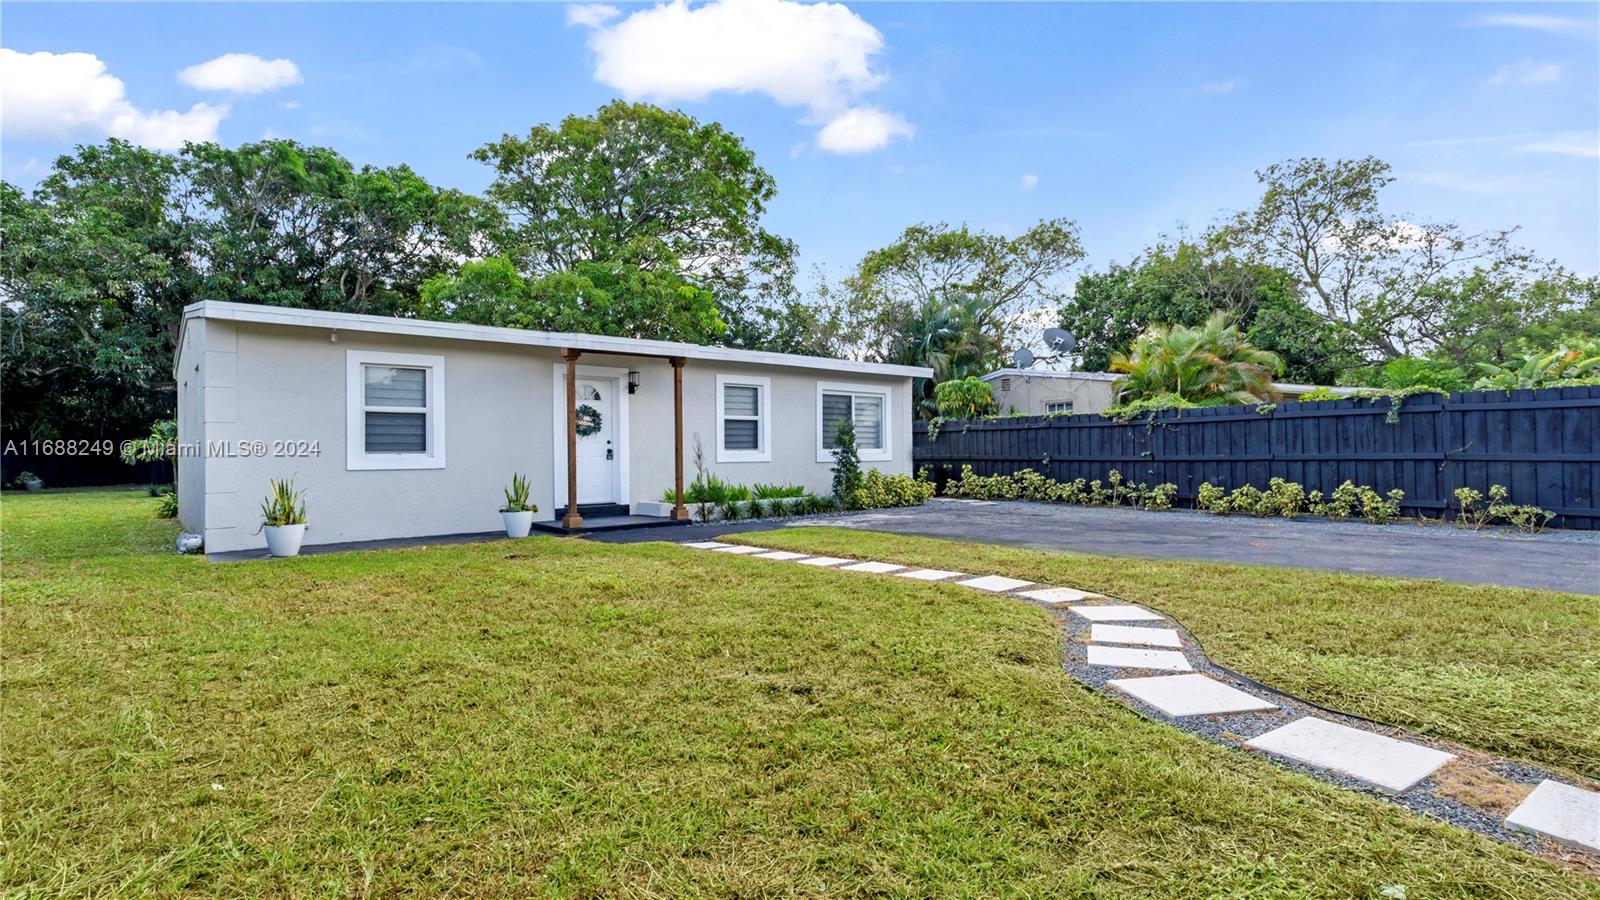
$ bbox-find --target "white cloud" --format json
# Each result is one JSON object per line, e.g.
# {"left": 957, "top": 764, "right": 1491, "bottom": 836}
{"left": 0, "top": 49, "right": 226, "bottom": 150}
{"left": 1020, "top": 173, "right": 1039, "bottom": 191}
{"left": 1471, "top": 14, "right": 1596, "bottom": 37}
{"left": 1199, "top": 79, "right": 1237, "bottom": 95}
{"left": 566, "top": 3, "right": 620, "bottom": 28}
{"left": 178, "top": 53, "right": 301, "bottom": 93}
{"left": 815, "top": 106, "right": 913, "bottom": 154}
{"left": 1488, "top": 61, "right": 1561, "bottom": 85}
{"left": 574, "top": 0, "right": 912, "bottom": 153}
{"left": 1515, "top": 131, "right": 1600, "bottom": 158}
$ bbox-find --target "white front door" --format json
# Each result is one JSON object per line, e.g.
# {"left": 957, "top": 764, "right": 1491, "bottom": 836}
{"left": 574, "top": 378, "right": 617, "bottom": 504}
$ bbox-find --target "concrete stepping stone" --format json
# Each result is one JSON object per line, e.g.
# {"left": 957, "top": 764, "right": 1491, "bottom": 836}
{"left": 1107, "top": 674, "right": 1277, "bottom": 716}
{"left": 796, "top": 556, "right": 851, "bottom": 567}
{"left": 1091, "top": 623, "right": 1182, "bottom": 648}
{"left": 956, "top": 575, "right": 1034, "bottom": 592}
{"left": 1086, "top": 645, "right": 1192, "bottom": 672}
{"left": 753, "top": 550, "right": 809, "bottom": 560}
{"left": 713, "top": 545, "right": 768, "bottom": 555}
{"left": 1246, "top": 717, "right": 1454, "bottom": 792}
{"left": 895, "top": 568, "right": 965, "bottom": 581}
{"left": 1505, "top": 780, "right": 1600, "bottom": 852}
{"left": 841, "top": 561, "right": 905, "bottom": 573}
{"left": 1018, "top": 587, "right": 1104, "bottom": 606}
{"left": 1069, "top": 605, "right": 1165, "bottom": 622}
{"left": 684, "top": 541, "right": 731, "bottom": 549}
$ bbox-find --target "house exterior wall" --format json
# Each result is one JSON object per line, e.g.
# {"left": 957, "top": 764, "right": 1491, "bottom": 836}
{"left": 187, "top": 321, "right": 913, "bottom": 553}
{"left": 174, "top": 318, "right": 208, "bottom": 533}
{"left": 989, "top": 373, "right": 1118, "bottom": 416}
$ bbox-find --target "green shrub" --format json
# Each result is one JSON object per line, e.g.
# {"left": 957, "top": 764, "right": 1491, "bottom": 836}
{"left": 1357, "top": 486, "right": 1404, "bottom": 524}
{"left": 855, "top": 469, "right": 936, "bottom": 509}
{"left": 830, "top": 419, "right": 863, "bottom": 510}
{"left": 1227, "top": 484, "right": 1265, "bottom": 516}
{"left": 1196, "top": 482, "right": 1228, "bottom": 514}
{"left": 1262, "top": 478, "right": 1306, "bottom": 518}
{"left": 1139, "top": 482, "right": 1178, "bottom": 511}
{"left": 752, "top": 482, "right": 805, "bottom": 499}
{"left": 719, "top": 499, "right": 744, "bottom": 521}
{"left": 154, "top": 486, "right": 178, "bottom": 519}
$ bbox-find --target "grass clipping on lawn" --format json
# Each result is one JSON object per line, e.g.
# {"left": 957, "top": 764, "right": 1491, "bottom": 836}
{"left": 1, "top": 490, "right": 1596, "bottom": 897}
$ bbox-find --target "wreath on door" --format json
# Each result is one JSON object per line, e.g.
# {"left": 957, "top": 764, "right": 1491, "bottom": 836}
{"left": 575, "top": 403, "right": 603, "bottom": 437}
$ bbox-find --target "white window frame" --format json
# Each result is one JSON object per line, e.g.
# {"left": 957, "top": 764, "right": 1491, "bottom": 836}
{"left": 1045, "top": 401, "right": 1074, "bottom": 414}
{"left": 346, "top": 349, "right": 446, "bottom": 470}
{"left": 816, "top": 381, "right": 892, "bottom": 463}
{"left": 715, "top": 374, "right": 772, "bottom": 463}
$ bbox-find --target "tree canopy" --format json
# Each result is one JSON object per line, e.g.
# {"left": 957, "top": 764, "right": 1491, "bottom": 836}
{"left": 1062, "top": 241, "right": 1348, "bottom": 383}
{"left": 1110, "top": 312, "right": 1283, "bottom": 405}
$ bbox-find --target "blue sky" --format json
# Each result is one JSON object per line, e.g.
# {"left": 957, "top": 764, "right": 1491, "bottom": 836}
{"left": 4, "top": 1, "right": 1597, "bottom": 282}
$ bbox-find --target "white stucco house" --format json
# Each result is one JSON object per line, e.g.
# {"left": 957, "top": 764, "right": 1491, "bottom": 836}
{"left": 175, "top": 301, "right": 929, "bottom": 553}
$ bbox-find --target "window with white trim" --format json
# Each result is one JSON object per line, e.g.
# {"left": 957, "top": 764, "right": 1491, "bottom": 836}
{"left": 817, "top": 382, "right": 891, "bottom": 462}
{"left": 1045, "top": 401, "right": 1074, "bottom": 414}
{"left": 715, "top": 374, "right": 771, "bottom": 462}
{"left": 346, "top": 350, "right": 445, "bottom": 470}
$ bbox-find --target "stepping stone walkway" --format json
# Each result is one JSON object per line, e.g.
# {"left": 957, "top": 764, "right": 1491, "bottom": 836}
{"left": 1246, "top": 717, "right": 1455, "bottom": 792}
{"left": 1109, "top": 674, "right": 1278, "bottom": 716}
{"left": 1086, "top": 645, "right": 1192, "bottom": 672}
{"left": 1091, "top": 624, "right": 1182, "bottom": 648}
{"left": 957, "top": 574, "right": 1034, "bottom": 592}
{"left": 679, "top": 538, "right": 1600, "bottom": 863}
{"left": 1068, "top": 605, "right": 1165, "bottom": 622}
{"left": 795, "top": 556, "right": 851, "bottom": 567}
{"left": 1018, "top": 587, "right": 1103, "bottom": 606}
{"left": 1506, "top": 780, "right": 1600, "bottom": 852}
{"left": 895, "top": 568, "right": 965, "bottom": 581}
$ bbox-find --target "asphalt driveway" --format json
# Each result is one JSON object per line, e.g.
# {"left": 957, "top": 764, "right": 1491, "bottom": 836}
{"left": 600, "top": 500, "right": 1600, "bottom": 594}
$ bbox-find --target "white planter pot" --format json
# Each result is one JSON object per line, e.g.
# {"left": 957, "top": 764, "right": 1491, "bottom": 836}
{"left": 264, "top": 523, "right": 307, "bottom": 557}
{"left": 22, "top": 480, "right": 42, "bottom": 492}
{"left": 502, "top": 510, "right": 535, "bottom": 538}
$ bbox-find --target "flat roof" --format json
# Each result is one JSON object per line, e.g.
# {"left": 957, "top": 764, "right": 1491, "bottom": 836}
{"left": 179, "top": 301, "right": 931, "bottom": 379}
{"left": 980, "top": 368, "right": 1121, "bottom": 382}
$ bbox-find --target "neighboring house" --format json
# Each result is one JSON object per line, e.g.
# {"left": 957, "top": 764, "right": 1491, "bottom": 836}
{"left": 175, "top": 301, "right": 929, "bottom": 553}
{"left": 981, "top": 369, "right": 1121, "bottom": 416}
{"left": 980, "top": 368, "right": 1360, "bottom": 416}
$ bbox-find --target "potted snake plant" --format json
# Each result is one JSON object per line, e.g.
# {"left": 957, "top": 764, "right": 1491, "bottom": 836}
{"left": 500, "top": 472, "right": 538, "bottom": 537}
{"left": 259, "top": 478, "right": 308, "bottom": 557}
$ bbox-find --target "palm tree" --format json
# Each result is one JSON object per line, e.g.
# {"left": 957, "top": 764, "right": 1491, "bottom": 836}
{"left": 1110, "top": 311, "right": 1283, "bottom": 404}
{"left": 885, "top": 293, "right": 1001, "bottom": 418}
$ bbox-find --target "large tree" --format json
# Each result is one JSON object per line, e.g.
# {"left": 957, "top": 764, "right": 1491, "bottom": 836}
{"left": 844, "top": 219, "right": 1085, "bottom": 361}
{"left": 1063, "top": 241, "right": 1349, "bottom": 383}
{"left": 1, "top": 142, "right": 193, "bottom": 439}
{"left": 417, "top": 256, "right": 725, "bottom": 344}
{"left": 1215, "top": 156, "right": 1588, "bottom": 361}
{"left": 184, "top": 140, "right": 490, "bottom": 315}
{"left": 471, "top": 101, "right": 794, "bottom": 300}
{"left": 2, "top": 139, "right": 481, "bottom": 441}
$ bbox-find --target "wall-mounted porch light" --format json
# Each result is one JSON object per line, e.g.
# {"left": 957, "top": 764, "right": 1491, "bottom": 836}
{"left": 628, "top": 370, "right": 640, "bottom": 394}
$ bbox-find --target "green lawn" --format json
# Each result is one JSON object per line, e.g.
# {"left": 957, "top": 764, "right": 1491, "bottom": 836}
{"left": 735, "top": 528, "right": 1600, "bottom": 783}
{"left": 3, "top": 489, "right": 1596, "bottom": 897}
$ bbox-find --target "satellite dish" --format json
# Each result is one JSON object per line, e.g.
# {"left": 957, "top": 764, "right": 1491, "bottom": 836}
{"left": 1012, "top": 347, "right": 1035, "bottom": 369}
{"left": 1043, "top": 328, "right": 1077, "bottom": 353}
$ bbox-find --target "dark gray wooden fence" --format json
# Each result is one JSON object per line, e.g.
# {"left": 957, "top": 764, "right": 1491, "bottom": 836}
{"left": 913, "top": 385, "right": 1600, "bottom": 529}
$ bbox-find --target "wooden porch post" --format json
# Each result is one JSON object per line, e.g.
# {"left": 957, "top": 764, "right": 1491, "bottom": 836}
{"left": 671, "top": 357, "right": 689, "bottom": 520}
{"left": 562, "top": 349, "right": 584, "bottom": 529}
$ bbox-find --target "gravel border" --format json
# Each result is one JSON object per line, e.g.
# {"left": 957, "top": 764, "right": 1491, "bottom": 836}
{"left": 1046, "top": 591, "right": 1597, "bottom": 864}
